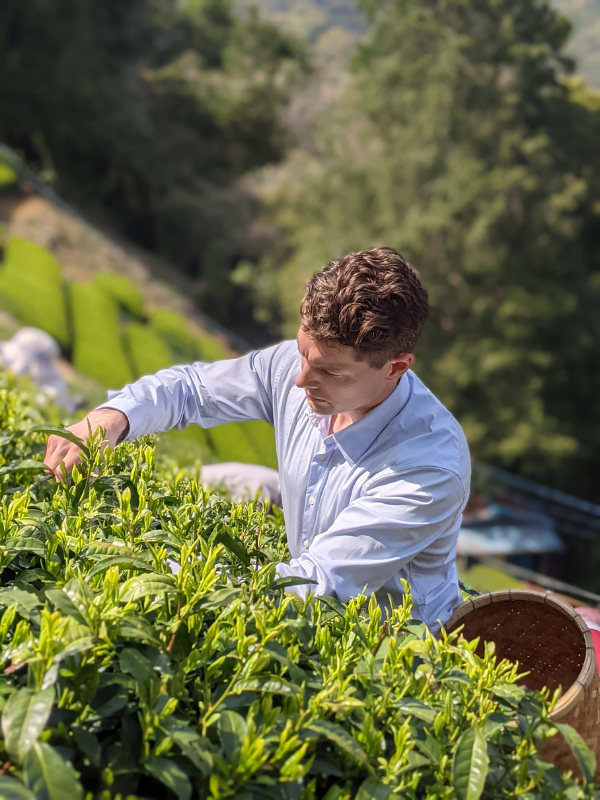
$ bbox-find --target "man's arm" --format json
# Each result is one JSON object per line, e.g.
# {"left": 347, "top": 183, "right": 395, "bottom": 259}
{"left": 275, "top": 467, "right": 466, "bottom": 630}
{"left": 43, "top": 342, "right": 295, "bottom": 478}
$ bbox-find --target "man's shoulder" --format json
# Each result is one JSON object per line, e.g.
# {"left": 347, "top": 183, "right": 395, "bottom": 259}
{"left": 253, "top": 339, "right": 301, "bottom": 395}
{"left": 255, "top": 339, "right": 299, "bottom": 370}
{"left": 388, "top": 370, "right": 470, "bottom": 484}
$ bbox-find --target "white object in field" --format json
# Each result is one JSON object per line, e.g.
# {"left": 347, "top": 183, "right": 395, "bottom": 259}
{"left": 0, "top": 326, "right": 74, "bottom": 410}
{"left": 201, "top": 461, "right": 281, "bottom": 506}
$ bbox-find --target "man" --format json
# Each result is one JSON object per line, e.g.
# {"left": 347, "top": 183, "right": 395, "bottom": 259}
{"left": 44, "top": 247, "right": 470, "bottom": 631}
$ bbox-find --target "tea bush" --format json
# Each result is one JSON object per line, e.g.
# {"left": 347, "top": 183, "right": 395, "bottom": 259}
{"left": 0, "top": 238, "right": 69, "bottom": 347}
{"left": 70, "top": 283, "right": 134, "bottom": 389}
{"left": 242, "top": 420, "right": 279, "bottom": 470}
{"left": 196, "top": 335, "right": 228, "bottom": 363}
{"left": 126, "top": 323, "right": 174, "bottom": 378}
{"left": 0, "top": 368, "right": 596, "bottom": 799}
{"left": 206, "top": 423, "right": 262, "bottom": 466}
{"left": 93, "top": 273, "right": 145, "bottom": 321}
{"left": 0, "top": 237, "right": 280, "bottom": 470}
{"left": 150, "top": 310, "right": 198, "bottom": 365}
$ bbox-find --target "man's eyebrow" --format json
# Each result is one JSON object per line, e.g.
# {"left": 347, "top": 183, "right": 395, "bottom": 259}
{"left": 296, "top": 335, "right": 348, "bottom": 372}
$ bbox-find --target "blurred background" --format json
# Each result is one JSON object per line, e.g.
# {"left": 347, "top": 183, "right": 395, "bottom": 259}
{"left": 1, "top": 0, "right": 600, "bottom": 596}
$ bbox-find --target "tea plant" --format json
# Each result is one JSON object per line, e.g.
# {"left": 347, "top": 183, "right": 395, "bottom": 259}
{"left": 0, "top": 370, "right": 597, "bottom": 799}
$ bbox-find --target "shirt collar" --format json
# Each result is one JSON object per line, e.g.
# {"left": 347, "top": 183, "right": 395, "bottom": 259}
{"left": 305, "top": 372, "right": 413, "bottom": 465}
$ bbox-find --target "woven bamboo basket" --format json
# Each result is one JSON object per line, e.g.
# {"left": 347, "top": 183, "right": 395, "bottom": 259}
{"left": 445, "top": 590, "right": 600, "bottom": 780}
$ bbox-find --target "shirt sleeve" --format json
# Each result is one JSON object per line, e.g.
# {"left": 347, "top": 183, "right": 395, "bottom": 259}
{"left": 96, "top": 340, "right": 296, "bottom": 440}
{"left": 275, "top": 466, "right": 465, "bottom": 607}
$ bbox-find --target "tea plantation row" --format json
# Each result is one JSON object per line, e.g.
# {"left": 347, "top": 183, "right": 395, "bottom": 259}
{"left": 0, "top": 237, "right": 277, "bottom": 470}
{"left": 0, "top": 369, "right": 596, "bottom": 798}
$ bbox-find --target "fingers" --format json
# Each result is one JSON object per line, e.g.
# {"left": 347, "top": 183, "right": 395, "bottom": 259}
{"left": 42, "top": 410, "right": 128, "bottom": 482}
{"left": 43, "top": 435, "right": 84, "bottom": 481}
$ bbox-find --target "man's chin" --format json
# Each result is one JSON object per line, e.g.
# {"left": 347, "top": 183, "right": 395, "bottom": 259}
{"left": 306, "top": 393, "right": 330, "bottom": 411}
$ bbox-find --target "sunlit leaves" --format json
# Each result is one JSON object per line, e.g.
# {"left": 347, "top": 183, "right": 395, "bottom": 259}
{"left": 452, "top": 727, "right": 489, "bottom": 800}
{"left": 2, "top": 688, "right": 54, "bottom": 762}
{"left": 0, "top": 373, "right": 594, "bottom": 798}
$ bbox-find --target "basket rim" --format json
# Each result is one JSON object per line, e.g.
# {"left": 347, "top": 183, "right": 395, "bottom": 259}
{"left": 444, "top": 589, "right": 596, "bottom": 718}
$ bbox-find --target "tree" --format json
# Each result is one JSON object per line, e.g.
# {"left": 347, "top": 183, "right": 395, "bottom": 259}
{"left": 251, "top": 0, "right": 600, "bottom": 499}
{"left": 0, "top": 0, "right": 307, "bottom": 330}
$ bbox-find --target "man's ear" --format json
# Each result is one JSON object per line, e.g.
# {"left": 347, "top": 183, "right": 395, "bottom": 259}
{"left": 387, "top": 353, "right": 414, "bottom": 381}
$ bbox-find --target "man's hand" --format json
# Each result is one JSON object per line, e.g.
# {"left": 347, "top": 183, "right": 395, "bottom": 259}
{"left": 43, "top": 408, "right": 129, "bottom": 481}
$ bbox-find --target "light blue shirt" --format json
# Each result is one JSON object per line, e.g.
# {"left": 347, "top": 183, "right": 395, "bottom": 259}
{"left": 100, "top": 340, "right": 471, "bottom": 631}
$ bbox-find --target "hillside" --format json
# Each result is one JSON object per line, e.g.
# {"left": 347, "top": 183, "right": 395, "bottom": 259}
{"left": 0, "top": 174, "right": 278, "bottom": 473}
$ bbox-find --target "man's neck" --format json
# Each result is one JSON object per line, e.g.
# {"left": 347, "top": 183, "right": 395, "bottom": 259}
{"left": 328, "top": 379, "right": 401, "bottom": 435}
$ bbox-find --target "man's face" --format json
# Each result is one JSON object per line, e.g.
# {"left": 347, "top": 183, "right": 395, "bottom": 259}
{"left": 295, "top": 326, "right": 412, "bottom": 417}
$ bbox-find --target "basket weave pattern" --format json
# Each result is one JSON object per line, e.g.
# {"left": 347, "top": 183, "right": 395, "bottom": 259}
{"left": 445, "top": 590, "right": 600, "bottom": 780}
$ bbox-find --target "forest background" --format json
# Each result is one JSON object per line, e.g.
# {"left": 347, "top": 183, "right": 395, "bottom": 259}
{"left": 1, "top": 0, "right": 600, "bottom": 502}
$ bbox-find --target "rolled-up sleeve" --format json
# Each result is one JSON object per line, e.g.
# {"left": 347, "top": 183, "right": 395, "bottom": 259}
{"left": 96, "top": 341, "right": 295, "bottom": 440}
{"left": 275, "top": 467, "right": 465, "bottom": 613}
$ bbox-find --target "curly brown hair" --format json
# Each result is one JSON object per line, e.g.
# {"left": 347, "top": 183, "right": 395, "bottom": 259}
{"left": 301, "top": 247, "right": 429, "bottom": 369}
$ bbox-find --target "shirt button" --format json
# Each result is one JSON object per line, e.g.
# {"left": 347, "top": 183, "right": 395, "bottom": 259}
{"left": 308, "top": 496, "right": 315, "bottom": 506}
{"left": 318, "top": 454, "right": 325, "bottom": 461}
{"left": 302, "top": 539, "right": 309, "bottom": 548}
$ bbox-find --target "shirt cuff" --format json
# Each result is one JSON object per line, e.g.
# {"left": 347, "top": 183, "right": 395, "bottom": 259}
{"left": 96, "top": 392, "right": 144, "bottom": 441}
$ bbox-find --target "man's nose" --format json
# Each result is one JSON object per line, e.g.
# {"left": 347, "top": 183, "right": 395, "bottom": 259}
{"left": 295, "top": 363, "right": 317, "bottom": 390}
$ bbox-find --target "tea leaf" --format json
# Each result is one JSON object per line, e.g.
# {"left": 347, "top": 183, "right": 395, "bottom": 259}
{"left": 79, "top": 542, "right": 134, "bottom": 559}
{"left": 491, "top": 684, "right": 526, "bottom": 706}
{"left": 271, "top": 576, "right": 318, "bottom": 590}
{"left": 397, "top": 698, "right": 437, "bottom": 724}
{"left": 553, "top": 722, "right": 597, "bottom": 784}
{"left": 236, "top": 676, "right": 297, "bottom": 696}
{"left": 45, "top": 589, "right": 87, "bottom": 625}
{"left": 4, "top": 538, "right": 46, "bottom": 557}
{"left": 356, "top": 777, "right": 392, "bottom": 800}
{"left": 308, "top": 720, "right": 368, "bottom": 764}
{"left": 213, "top": 529, "right": 250, "bottom": 566}
{"left": 0, "top": 588, "right": 42, "bottom": 617}
{"left": 200, "top": 587, "right": 240, "bottom": 610}
{"left": 452, "top": 727, "right": 488, "bottom": 800}
{"left": 219, "top": 710, "right": 248, "bottom": 758}
{"left": 23, "top": 741, "right": 84, "bottom": 800}
{"left": 0, "top": 460, "right": 45, "bottom": 476}
{"left": 113, "top": 615, "right": 163, "bottom": 647}
{"left": 161, "top": 717, "right": 214, "bottom": 775}
{"left": 145, "top": 756, "right": 192, "bottom": 800}
{"left": 2, "top": 688, "right": 54, "bottom": 762}
{"left": 27, "top": 425, "right": 89, "bottom": 457}
{"left": 0, "top": 776, "right": 36, "bottom": 799}
{"left": 119, "top": 573, "right": 177, "bottom": 603}
{"left": 71, "top": 726, "right": 101, "bottom": 768}
{"left": 87, "top": 555, "right": 154, "bottom": 578}
{"left": 119, "top": 648, "right": 156, "bottom": 684}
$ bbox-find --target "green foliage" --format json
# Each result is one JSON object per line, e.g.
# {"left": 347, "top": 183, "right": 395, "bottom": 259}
{"left": 257, "top": 0, "right": 600, "bottom": 500}
{"left": 0, "top": 163, "right": 17, "bottom": 189}
{"left": 70, "top": 282, "right": 133, "bottom": 388}
{"left": 0, "top": 0, "right": 308, "bottom": 329}
{"left": 0, "top": 368, "right": 595, "bottom": 798}
{"left": 94, "top": 272, "right": 145, "bottom": 319}
{"left": 241, "top": 419, "right": 278, "bottom": 469}
{"left": 156, "top": 426, "right": 216, "bottom": 469}
{"left": 196, "top": 334, "right": 228, "bottom": 362}
{"left": 126, "top": 322, "right": 174, "bottom": 378}
{"left": 459, "top": 564, "right": 526, "bottom": 594}
{"left": 0, "top": 238, "right": 69, "bottom": 346}
{"left": 150, "top": 309, "right": 198, "bottom": 363}
{"left": 206, "top": 422, "right": 262, "bottom": 464}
